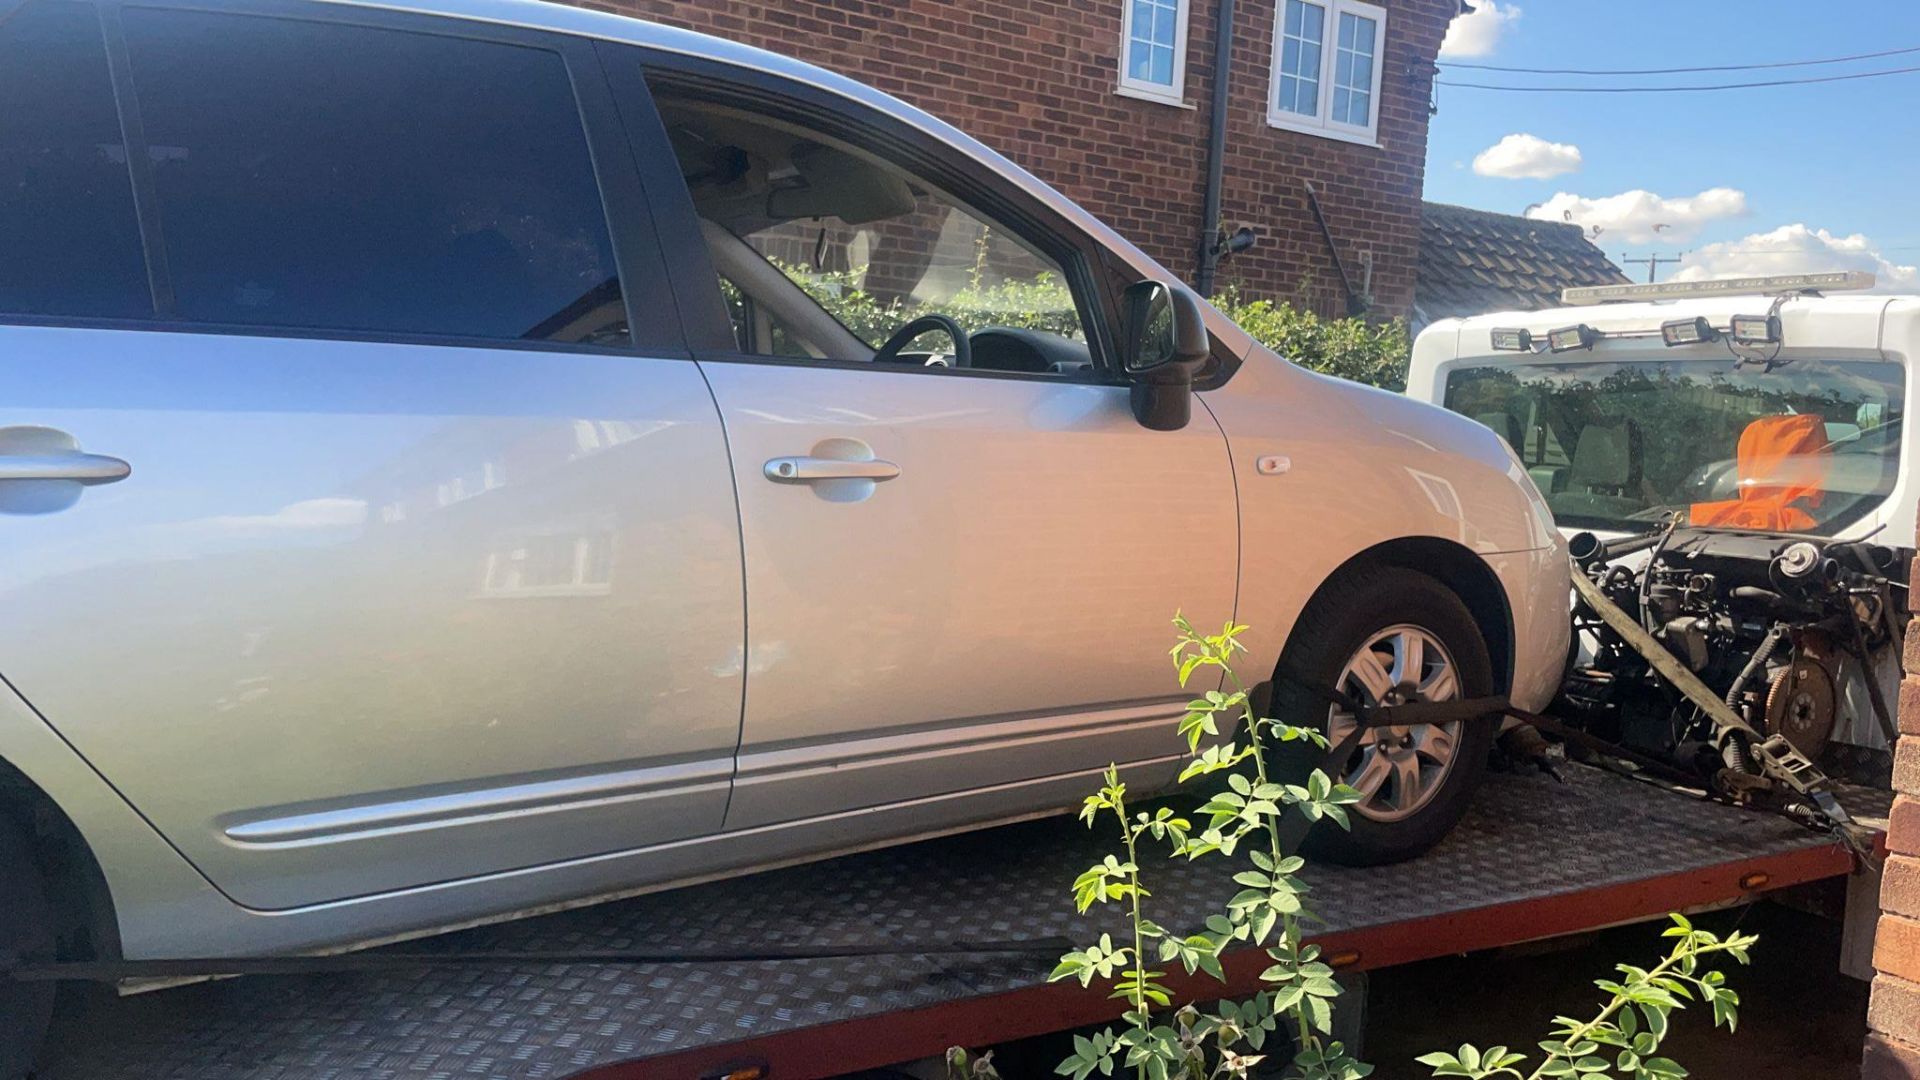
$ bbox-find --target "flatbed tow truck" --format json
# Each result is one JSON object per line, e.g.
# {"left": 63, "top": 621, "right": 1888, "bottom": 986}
{"left": 33, "top": 760, "right": 1886, "bottom": 1080}
{"left": 30, "top": 271, "right": 1917, "bottom": 1078}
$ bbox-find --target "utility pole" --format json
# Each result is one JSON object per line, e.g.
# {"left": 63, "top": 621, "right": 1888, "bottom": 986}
{"left": 1621, "top": 252, "right": 1686, "bottom": 283}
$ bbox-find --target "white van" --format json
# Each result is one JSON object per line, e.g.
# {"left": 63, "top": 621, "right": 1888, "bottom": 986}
{"left": 1407, "top": 273, "right": 1914, "bottom": 548}
{"left": 1406, "top": 272, "right": 1911, "bottom": 770}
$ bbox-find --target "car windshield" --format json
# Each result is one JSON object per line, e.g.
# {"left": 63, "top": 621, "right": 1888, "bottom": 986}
{"left": 1443, "top": 356, "right": 1905, "bottom": 536}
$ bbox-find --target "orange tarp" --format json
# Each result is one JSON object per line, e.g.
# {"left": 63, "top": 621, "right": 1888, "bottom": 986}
{"left": 1688, "top": 413, "right": 1829, "bottom": 532}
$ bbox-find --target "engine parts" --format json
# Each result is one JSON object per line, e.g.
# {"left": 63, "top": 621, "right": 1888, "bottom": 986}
{"left": 1562, "top": 520, "right": 1907, "bottom": 835}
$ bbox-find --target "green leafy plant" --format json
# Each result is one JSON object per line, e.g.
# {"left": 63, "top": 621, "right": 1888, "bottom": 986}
{"left": 1047, "top": 616, "right": 1365, "bottom": 1080}
{"left": 946, "top": 1046, "right": 1003, "bottom": 1080}
{"left": 773, "top": 259, "right": 1081, "bottom": 341}
{"left": 1212, "top": 289, "right": 1411, "bottom": 391}
{"left": 741, "top": 234, "right": 1412, "bottom": 390}
{"left": 1416, "top": 914, "right": 1756, "bottom": 1080}
{"left": 752, "top": 219, "right": 1085, "bottom": 352}
{"left": 951, "top": 618, "right": 1758, "bottom": 1080}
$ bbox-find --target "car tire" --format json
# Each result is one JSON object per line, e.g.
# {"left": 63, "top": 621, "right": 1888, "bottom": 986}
{"left": 0, "top": 813, "right": 55, "bottom": 1080}
{"left": 1268, "top": 568, "right": 1496, "bottom": 867}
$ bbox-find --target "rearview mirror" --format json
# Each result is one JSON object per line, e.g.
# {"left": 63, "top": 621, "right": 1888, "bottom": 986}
{"left": 1120, "top": 280, "right": 1209, "bottom": 431}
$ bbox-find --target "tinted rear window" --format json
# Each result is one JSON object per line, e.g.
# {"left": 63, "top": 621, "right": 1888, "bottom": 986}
{"left": 0, "top": 0, "right": 150, "bottom": 319}
{"left": 122, "top": 8, "right": 627, "bottom": 345}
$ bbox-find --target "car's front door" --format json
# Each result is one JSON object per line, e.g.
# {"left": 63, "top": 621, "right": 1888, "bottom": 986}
{"left": 0, "top": 2, "right": 744, "bottom": 909}
{"left": 624, "top": 69, "right": 1240, "bottom": 829}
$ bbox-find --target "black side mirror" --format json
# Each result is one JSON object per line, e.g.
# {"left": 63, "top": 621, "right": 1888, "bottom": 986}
{"left": 1120, "top": 280, "right": 1210, "bottom": 431}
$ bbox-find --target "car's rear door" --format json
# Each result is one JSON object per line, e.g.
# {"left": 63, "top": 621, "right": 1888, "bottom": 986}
{"left": 605, "top": 54, "right": 1240, "bottom": 830}
{"left": 0, "top": 0, "right": 744, "bottom": 909}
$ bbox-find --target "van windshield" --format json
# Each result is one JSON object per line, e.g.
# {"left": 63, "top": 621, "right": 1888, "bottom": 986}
{"left": 1443, "top": 357, "right": 1905, "bottom": 536}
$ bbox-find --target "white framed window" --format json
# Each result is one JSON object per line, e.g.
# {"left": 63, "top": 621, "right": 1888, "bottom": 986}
{"left": 1268, "top": 0, "right": 1385, "bottom": 146}
{"left": 1118, "top": 0, "right": 1192, "bottom": 106}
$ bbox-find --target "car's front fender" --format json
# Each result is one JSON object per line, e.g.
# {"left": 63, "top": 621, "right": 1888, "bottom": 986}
{"left": 1199, "top": 348, "right": 1566, "bottom": 695}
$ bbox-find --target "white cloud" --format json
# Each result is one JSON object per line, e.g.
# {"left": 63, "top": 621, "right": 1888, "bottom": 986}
{"left": 195, "top": 498, "right": 369, "bottom": 533}
{"left": 1440, "top": 1, "right": 1520, "bottom": 59}
{"left": 0, "top": 498, "right": 371, "bottom": 594}
{"left": 1524, "top": 187, "right": 1748, "bottom": 245}
{"left": 1472, "top": 133, "right": 1582, "bottom": 180}
{"left": 1672, "top": 224, "right": 1919, "bottom": 291}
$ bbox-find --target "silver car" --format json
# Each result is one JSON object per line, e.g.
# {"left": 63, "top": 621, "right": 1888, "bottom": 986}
{"left": 0, "top": 0, "right": 1569, "bottom": 1070}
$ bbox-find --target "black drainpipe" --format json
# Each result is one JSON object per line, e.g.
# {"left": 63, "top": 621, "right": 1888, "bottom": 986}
{"left": 1194, "top": 0, "right": 1235, "bottom": 298}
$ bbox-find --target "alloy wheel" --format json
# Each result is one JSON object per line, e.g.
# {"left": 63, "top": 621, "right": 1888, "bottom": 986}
{"left": 1325, "top": 624, "right": 1461, "bottom": 824}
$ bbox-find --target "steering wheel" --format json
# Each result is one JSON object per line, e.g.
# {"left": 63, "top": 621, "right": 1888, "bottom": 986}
{"left": 872, "top": 313, "right": 973, "bottom": 369}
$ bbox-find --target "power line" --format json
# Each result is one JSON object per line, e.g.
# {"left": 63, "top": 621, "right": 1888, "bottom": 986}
{"left": 1692, "top": 245, "right": 1920, "bottom": 256}
{"left": 1436, "top": 64, "right": 1920, "bottom": 92}
{"left": 1441, "top": 43, "right": 1920, "bottom": 75}
{"left": 1522, "top": 233, "right": 1920, "bottom": 258}
{"left": 1621, "top": 253, "right": 1686, "bottom": 283}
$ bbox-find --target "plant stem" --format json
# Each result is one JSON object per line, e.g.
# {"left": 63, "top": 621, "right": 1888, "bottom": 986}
{"left": 1115, "top": 788, "right": 1151, "bottom": 1080}
{"left": 1521, "top": 938, "right": 1732, "bottom": 1080}
{"left": 1526, "top": 996, "right": 1630, "bottom": 1080}
{"left": 1225, "top": 670, "right": 1287, "bottom": 872}
{"left": 1224, "top": 666, "right": 1320, "bottom": 1057}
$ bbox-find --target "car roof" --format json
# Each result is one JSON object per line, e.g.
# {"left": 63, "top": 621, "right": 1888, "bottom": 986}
{"left": 1426, "top": 293, "right": 1920, "bottom": 361}
{"left": 308, "top": 0, "right": 1255, "bottom": 356}
{"left": 1446, "top": 293, "right": 1918, "bottom": 334}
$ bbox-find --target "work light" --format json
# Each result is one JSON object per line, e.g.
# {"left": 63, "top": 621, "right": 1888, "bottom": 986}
{"left": 1660, "top": 317, "right": 1717, "bottom": 347}
{"left": 1729, "top": 314, "right": 1781, "bottom": 345}
{"left": 1546, "top": 324, "right": 1598, "bottom": 353}
{"left": 1489, "top": 327, "right": 1532, "bottom": 352}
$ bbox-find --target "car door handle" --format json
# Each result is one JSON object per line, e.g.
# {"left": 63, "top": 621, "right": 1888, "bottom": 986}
{"left": 763, "top": 456, "right": 901, "bottom": 483}
{"left": 0, "top": 451, "right": 131, "bottom": 484}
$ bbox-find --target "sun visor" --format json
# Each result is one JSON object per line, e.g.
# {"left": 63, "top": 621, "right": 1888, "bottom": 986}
{"left": 766, "top": 143, "right": 916, "bottom": 225}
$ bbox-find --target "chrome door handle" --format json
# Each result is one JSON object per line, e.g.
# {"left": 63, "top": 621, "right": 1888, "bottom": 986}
{"left": 0, "top": 451, "right": 131, "bottom": 484}
{"left": 763, "top": 456, "right": 901, "bottom": 483}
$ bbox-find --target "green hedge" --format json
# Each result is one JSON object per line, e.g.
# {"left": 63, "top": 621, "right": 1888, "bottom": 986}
{"left": 772, "top": 260, "right": 1083, "bottom": 343}
{"left": 758, "top": 259, "right": 1412, "bottom": 391}
{"left": 1212, "top": 288, "right": 1412, "bottom": 391}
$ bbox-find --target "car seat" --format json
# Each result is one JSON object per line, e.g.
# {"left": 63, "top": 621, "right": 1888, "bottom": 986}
{"left": 1549, "top": 422, "right": 1645, "bottom": 519}
{"left": 1474, "top": 412, "right": 1522, "bottom": 449}
{"left": 1688, "top": 413, "right": 1830, "bottom": 532}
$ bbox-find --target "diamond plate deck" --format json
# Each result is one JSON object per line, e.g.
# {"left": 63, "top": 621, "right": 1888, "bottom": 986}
{"left": 41, "top": 765, "right": 1886, "bottom": 1080}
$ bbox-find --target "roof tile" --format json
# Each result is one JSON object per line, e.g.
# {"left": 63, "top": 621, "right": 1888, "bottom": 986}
{"left": 1416, "top": 201, "right": 1630, "bottom": 323}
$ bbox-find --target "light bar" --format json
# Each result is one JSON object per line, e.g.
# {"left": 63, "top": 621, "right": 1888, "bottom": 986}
{"left": 1660, "top": 316, "right": 1717, "bottom": 346}
{"left": 1489, "top": 327, "right": 1533, "bottom": 352}
{"left": 1729, "top": 313, "right": 1781, "bottom": 345}
{"left": 1547, "top": 324, "right": 1598, "bottom": 353}
{"left": 1562, "top": 271, "right": 1876, "bottom": 305}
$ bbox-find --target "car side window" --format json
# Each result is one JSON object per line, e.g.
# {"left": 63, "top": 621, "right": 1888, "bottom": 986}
{"left": 650, "top": 88, "right": 1100, "bottom": 378}
{"left": 0, "top": 0, "right": 150, "bottom": 320}
{"left": 119, "top": 8, "right": 628, "bottom": 345}
{"left": 718, "top": 274, "right": 823, "bottom": 359}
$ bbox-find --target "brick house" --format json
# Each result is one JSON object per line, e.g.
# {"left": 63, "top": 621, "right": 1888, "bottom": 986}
{"left": 597, "top": 0, "right": 1461, "bottom": 320}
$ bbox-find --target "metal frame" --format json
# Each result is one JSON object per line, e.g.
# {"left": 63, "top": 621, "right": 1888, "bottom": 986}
{"left": 583, "top": 845, "right": 1854, "bottom": 1080}
{"left": 38, "top": 763, "right": 1881, "bottom": 1080}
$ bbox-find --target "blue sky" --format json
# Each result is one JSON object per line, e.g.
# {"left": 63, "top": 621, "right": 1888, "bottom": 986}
{"left": 1422, "top": 1, "right": 1920, "bottom": 287}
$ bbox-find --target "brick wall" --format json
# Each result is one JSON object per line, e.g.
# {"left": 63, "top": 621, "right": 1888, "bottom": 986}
{"left": 580, "top": 0, "right": 1454, "bottom": 319}
{"left": 1866, "top": 534, "right": 1920, "bottom": 1078}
